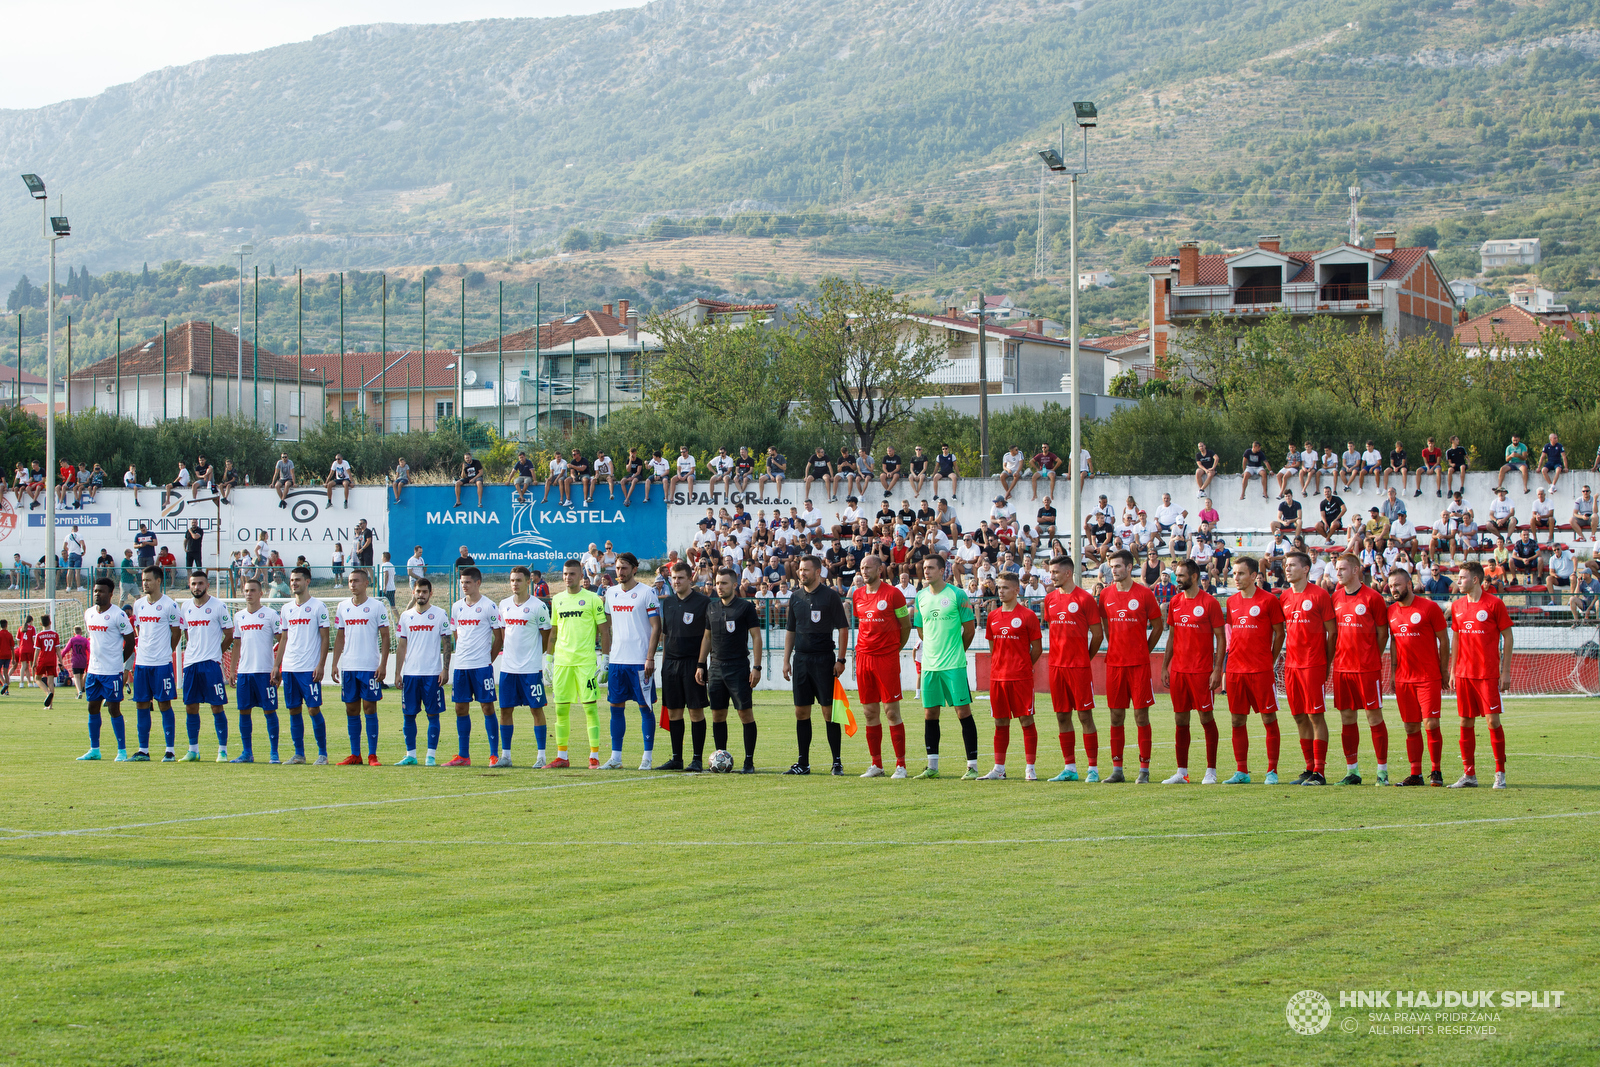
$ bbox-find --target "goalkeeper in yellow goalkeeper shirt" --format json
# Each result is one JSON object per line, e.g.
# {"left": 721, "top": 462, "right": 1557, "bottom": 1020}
{"left": 547, "top": 558, "right": 611, "bottom": 768}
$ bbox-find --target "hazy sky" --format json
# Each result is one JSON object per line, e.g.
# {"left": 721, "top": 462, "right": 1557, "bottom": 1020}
{"left": 2, "top": 0, "right": 645, "bottom": 110}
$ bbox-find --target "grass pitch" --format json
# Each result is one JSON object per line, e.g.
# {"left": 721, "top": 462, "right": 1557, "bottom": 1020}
{"left": 1, "top": 688, "right": 1597, "bottom": 1066}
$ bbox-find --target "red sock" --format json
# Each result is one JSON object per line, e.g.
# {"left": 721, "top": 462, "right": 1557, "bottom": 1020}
{"left": 1059, "top": 729, "right": 1076, "bottom": 765}
{"left": 1109, "top": 725, "right": 1125, "bottom": 768}
{"left": 1137, "top": 723, "right": 1153, "bottom": 768}
{"left": 1022, "top": 723, "right": 1039, "bottom": 765}
{"left": 1489, "top": 726, "right": 1506, "bottom": 773}
{"left": 1426, "top": 723, "right": 1443, "bottom": 772}
{"left": 994, "top": 720, "right": 1011, "bottom": 765}
{"left": 1459, "top": 725, "right": 1477, "bottom": 777}
{"left": 1175, "top": 724, "right": 1191, "bottom": 770}
{"left": 1299, "top": 736, "right": 1315, "bottom": 772}
{"left": 1370, "top": 722, "right": 1389, "bottom": 765}
{"left": 1082, "top": 729, "right": 1097, "bottom": 768}
{"left": 1312, "top": 737, "right": 1328, "bottom": 773}
{"left": 1202, "top": 719, "right": 1219, "bottom": 770}
{"left": 889, "top": 722, "right": 907, "bottom": 766}
{"left": 865, "top": 724, "right": 883, "bottom": 768}
{"left": 1406, "top": 732, "right": 1424, "bottom": 776}
{"left": 1341, "top": 723, "right": 1360, "bottom": 766}
{"left": 1231, "top": 725, "right": 1249, "bottom": 773}
{"left": 1264, "top": 719, "right": 1281, "bottom": 772}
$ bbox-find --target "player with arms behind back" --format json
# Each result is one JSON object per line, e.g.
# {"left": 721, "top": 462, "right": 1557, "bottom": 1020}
{"left": 180, "top": 572, "right": 235, "bottom": 761}
{"left": 1097, "top": 549, "right": 1164, "bottom": 782}
{"left": 448, "top": 566, "right": 504, "bottom": 767}
{"left": 697, "top": 568, "right": 764, "bottom": 773}
{"left": 1330, "top": 553, "right": 1390, "bottom": 785}
{"left": 1385, "top": 568, "right": 1449, "bottom": 786}
{"left": 331, "top": 568, "right": 391, "bottom": 766}
{"left": 911, "top": 555, "right": 979, "bottom": 779}
{"left": 129, "top": 566, "right": 182, "bottom": 761}
{"left": 274, "top": 567, "right": 332, "bottom": 764}
{"left": 76, "top": 578, "right": 136, "bottom": 762}
{"left": 498, "top": 566, "right": 553, "bottom": 768}
{"left": 1043, "top": 553, "right": 1103, "bottom": 782}
{"left": 603, "top": 553, "right": 662, "bottom": 770}
{"left": 1222, "top": 557, "right": 1285, "bottom": 784}
{"left": 548, "top": 559, "right": 610, "bottom": 769}
{"left": 851, "top": 553, "right": 912, "bottom": 778}
{"left": 393, "top": 577, "right": 452, "bottom": 766}
{"left": 227, "top": 577, "right": 283, "bottom": 763}
{"left": 1160, "top": 559, "right": 1226, "bottom": 783}
{"left": 1448, "top": 561, "right": 1513, "bottom": 789}
{"left": 981, "top": 572, "right": 1044, "bottom": 780}
{"left": 1278, "top": 551, "right": 1336, "bottom": 784}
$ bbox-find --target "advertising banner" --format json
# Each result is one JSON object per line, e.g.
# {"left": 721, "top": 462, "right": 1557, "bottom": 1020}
{"left": 387, "top": 486, "right": 667, "bottom": 569}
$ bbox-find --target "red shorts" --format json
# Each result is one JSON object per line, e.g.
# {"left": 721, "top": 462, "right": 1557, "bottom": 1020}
{"left": 1224, "top": 671, "right": 1278, "bottom": 716}
{"left": 1106, "top": 662, "right": 1155, "bottom": 710}
{"left": 1048, "top": 666, "right": 1095, "bottom": 714}
{"left": 1394, "top": 679, "right": 1442, "bottom": 723}
{"left": 1454, "top": 677, "right": 1504, "bottom": 719}
{"left": 1332, "top": 670, "right": 1383, "bottom": 712}
{"left": 1284, "top": 666, "right": 1326, "bottom": 716}
{"left": 1169, "top": 670, "right": 1214, "bottom": 715}
{"left": 34, "top": 657, "right": 56, "bottom": 675}
{"left": 855, "top": 652, "right": 902, "bottom": 705}
{"left": 990, "top": 679, "right": 1036, "bottom": 719}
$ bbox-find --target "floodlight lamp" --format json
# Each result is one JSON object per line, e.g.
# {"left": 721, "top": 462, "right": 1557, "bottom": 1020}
{"left": 1073, "top": 101, "right": 1098, "bottom": 128}
{"left": 20, "top": 173, "right": 45, "bottom": 198}
{"left": 238, "top": 243, "right": 255, "bottom": 255}
{"left": 50, "top": 217, "right": 70, "bottom": 237}
{"left": 1038, "top": 148, "right": 1067, "bottom": 172}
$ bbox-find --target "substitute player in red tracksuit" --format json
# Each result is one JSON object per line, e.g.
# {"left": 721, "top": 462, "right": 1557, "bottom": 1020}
{"left": 1278, "top": 551, "right": 1335, "bottom": 784}
{"left": 1042, "top": 553, "right": 1102, "bottom": 782}
{"left": 1385, "top": 569, "right": 1450, "bottom": 786}
{"left": 1160, "top": 559, "right": 1225, "bottom": 784}
{"left": 980, "top": 572, "right": 1043, "bottom": 780}
{"left": 1448, "top": 561, "right": 1513, "bottom": 789}
{"left": 1096, "top": 549, "right": 1164, "bottom": 783}
{"left": 1223, "top": 557, "right": 1285, "bottom": 783}
{"left": 851, "top": 554, "right": 913, "bottom": 777}
{"left": 1330, "top": 553, "right": 1390, "bottom": 785}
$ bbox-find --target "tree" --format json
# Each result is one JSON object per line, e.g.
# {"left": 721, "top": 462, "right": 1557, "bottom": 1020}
{"left": 788, "top": 276, "right": 943, "bottom": 455}
{"left": 1511, "top": 325, "right": 1600, "bottom": 413}
{"left": 5, "top": 275, "right": 42, "bottom": 312}
{"left": 1297, "top": 319, "right": 1510, "bottom": 425}
{"left": 642, "top": 313, "right": 803, "bottom": 423}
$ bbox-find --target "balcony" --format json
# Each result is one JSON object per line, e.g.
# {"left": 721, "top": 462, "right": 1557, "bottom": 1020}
{"left": 1171, "top": 284, "right": 1380, "bottom": 316}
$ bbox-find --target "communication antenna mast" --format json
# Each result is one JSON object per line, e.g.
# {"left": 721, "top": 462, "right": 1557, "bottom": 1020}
{"left": 1035, "top": 163, "right": 1049, "bottom": 278}
{"left": 1348, "top": 186, "right": 1362, "bottom": 246}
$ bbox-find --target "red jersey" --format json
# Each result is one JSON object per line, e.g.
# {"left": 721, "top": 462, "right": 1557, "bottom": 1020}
{"left": 1098, "top": 582, "right": 1159, "bottom": 667}
{"left": 0, "top": 629, "right": 12, "bottom": 659}
{"left": 1450, "top": 593, "right": 1512, "bottom": 680}
{"left": 851, "top": 583, "right": 908, "bottom": 657}
{"left": 1388, "top": 596, "right": 1447, "bottom": 684}
{"left": 1225, "top": 586, "right": 1284, "bottom": 675}
{"left": 1331, "top": 584, "right": 1389, "bottom": 673}
{"left": 33, "top": 629, "right": 60, "bottom": 665}
{"left": 17, "top": 624, "right": 34, "bottom": 655}
{"left": 1043, "top": 586, "right": 1100, "bottom": 669}
{"left": 985, "top": 603, "right": 1041, "bottom": 682}
{"left": 1166, "top": 589, "right": 1224, "bottom": 674}
{"left": 1279, "top": 584, "right": 1333, "bottom": 669}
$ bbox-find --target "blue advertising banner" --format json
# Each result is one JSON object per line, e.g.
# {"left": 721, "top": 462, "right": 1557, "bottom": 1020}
{"left": 388, "top": 486, "right": 668, "bottom": 569}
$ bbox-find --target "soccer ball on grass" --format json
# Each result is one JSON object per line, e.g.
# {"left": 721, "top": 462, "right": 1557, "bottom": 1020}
{"left": 709, "top": 749, "right": 735, "bottom": 773}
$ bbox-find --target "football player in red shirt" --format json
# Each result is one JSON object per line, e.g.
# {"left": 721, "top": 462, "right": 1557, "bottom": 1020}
{"left": 1043, "top": 553, "right": 1103, "bottom": 782}
{"left": 1223, "top": 557, "right": 1285, "bottom": 783}
{"left": 1330, "top": 553, "right": 1390, "bottom": 785}
{"left": 980, "top": 572, "right": 1044, "bottom": 780}
{"left": 1160, "top": 559, "right": 1225, "bottom": 783}
{"left": 1384, "top": 569, "right": 1449, "bottom": 786}
{"left": 1279, "top": 551, "right": 1335, "bottom": 784}
{"left": 1096, "top": 549, "right": 1164, "bottom": 783}
{"left": 851, "top": 554, "right": 912, "bottom": 777}
{"left": 1448, "top": 561, "right": 1513, "bottom": 788}
{"left": 34, "top": 614, "right": 60, "bottom": 709}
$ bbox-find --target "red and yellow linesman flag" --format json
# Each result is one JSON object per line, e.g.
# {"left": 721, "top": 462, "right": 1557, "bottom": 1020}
{"left": 830, "top": 679, "right": 858, "bottom": 737}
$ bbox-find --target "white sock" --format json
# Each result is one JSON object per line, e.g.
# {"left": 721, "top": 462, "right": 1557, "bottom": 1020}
{"left": 1065, "top": 761, "right": 1077, "bottom": 772}
{"left": 537, "top": 748, "right": 546, "bottom": 759}
{"left": 641, "top": 748, "right": 652, "bottom": 761}
{"left": 426, "top": 748, "right": 436, "bottom": 759}
{"left": 967, "top": 758, "right": 978, "bottom": 770}
{"left": 1348, "top": 763, "right": 1360, "bottom": 774}
{"left": 1025, "top": 762, "right": 1035, "bottom": 775}
{"left": 501, "top": 744, "right": 511, "bottom": 754}
{"left": 188, "top": 744, "right": 199, "bottom": 754}
{"left": 928, "top": 753, "right": 940, "bottom": 770}
{"left": 611, "top": 749, "right": 622, "bottom": 761}
{"left": 994, "top": 763, "right": 1005, "bottom": 774}
{"left": 1177, "top": 767, "right": 1188, "bottom": 775}
{"left": 407, "top": 749, "right": 417, "bottom": 758}
{"left": 1376, "top": 763, "right": 1387, "bottom": 774}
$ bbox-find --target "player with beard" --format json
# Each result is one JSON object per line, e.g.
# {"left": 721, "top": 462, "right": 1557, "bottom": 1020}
{"left": 1160, "top": 559, "right": 1225, "bottom": 783}
{"left": 1042, "top": 554, "right": 1103, "bottom": 782}
{"left": 1222, "top": 558, "right": 1285, "bottom": 784}
{"left": 1384, "top": 568, "right": 1449, "bottom": 786}
{"left": 979, "top": 572, "right": 1044, "bottom": 779}
{"left": 1278, "top": 551, "right": 1335, "bottom": 784}
{"left": 1330, "top": 553, "right": 1390, "bottom": 785}
{"left": 697, "top": 568, "right": 763, "bottom": 773}
{"left": 1096, "top": 550, "right": 1163, "bottom": 782}
{"left": 658, "top": 562, "right": 713, "bottom": 770}
{"left": 1448, "top": 561, "right": 1513, "bottom": 789}
{"left": 392, "top": 577, "right": 452, "bottom": 766}
{"left": 226, "top": 578, "right": 283, "bottom": 763}
{"left": 75, "top": 578, "right": 136, "bottom": 762}
{"left": 851, "top": 553, "right": 912, "bottom": 777}
{"left": 911, "top": 555, "right": 980, "bottom": 779}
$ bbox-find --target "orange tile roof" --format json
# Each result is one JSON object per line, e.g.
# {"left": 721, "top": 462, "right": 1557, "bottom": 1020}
{"left": 1150, "top": 244, "right": 1425, "bottom": 286}
{"left": 463, "top": 308, "right": 633, "bottom": 354}
{"left": 919, "top": 312, "right": 1108, "bottom": 350}
{"left": 301, "top": 351, "right": 460, "bottom": 391}
{"left": 69, "top": 321, "right": 322, "bottom": 382}
{"left": 1454, "top": 304, "right": 1577, "bottom": 347}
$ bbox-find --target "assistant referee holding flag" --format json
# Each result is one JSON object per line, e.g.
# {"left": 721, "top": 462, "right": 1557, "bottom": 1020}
{"left": 783, "top": 554, "right": 850, "bottom": 775}
{"left": 698, "top": 567, "right": 763, "bottom": 773}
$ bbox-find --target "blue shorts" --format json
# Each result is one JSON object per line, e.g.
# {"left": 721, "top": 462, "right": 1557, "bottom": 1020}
{"left": 85, "top": 672, "right": 124, "bottom": 704}
{"left": 498, "top": 671, "right": 547, "bottom": 710}
{"left": 607, "top": 663, "right": 656, "bottom": 709}
{"left": 401, "top": 675, "right": 445, "bottom": 717}
{"left": 340, "top": 670, "right": 382, "bottom": 705}
{"left": 132, "top": 663, "right": 177, "bottom": 705}
{"left": 451, "top": 664, "right": 496, "bottom": 705}
{"left": 282, "top": 671, "right": 323, "bottom": 710}
{"left": 235, "top": 672, "right": 278, "bottom": 712}
{"left": 182, "top": 660, "right": 227, "bottom": 708}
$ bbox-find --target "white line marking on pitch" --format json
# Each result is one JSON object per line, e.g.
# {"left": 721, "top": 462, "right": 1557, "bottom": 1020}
{"left": 48, "top": 809, "right": 1600, "bottom": 849}
{"left": 0, "top": 775, "right": 672, "bottom": 840}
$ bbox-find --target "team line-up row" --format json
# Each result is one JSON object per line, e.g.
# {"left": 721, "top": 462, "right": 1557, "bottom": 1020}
{"left": 62, "top": 546, "right": 1514, "bottom": 788}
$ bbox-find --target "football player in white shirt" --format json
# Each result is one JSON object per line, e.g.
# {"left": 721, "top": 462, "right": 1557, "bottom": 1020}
{"left": 498, "top": 565, "right": 553, "bottom": 767}
{"left": 602, "top": 553, "right": 662, "bottom": 769}
{"left": 393, "top": 576, "right": 453, "bottom": 766}
{"left": 448, "top": 566, "right": 505, "bottom": 767}
{"left": 274, "top": 566, "right": 333, "bottom": 763}
{"left": 77, "top": 577, "right": 136, "bottom": 762}
{"left": 331, "top": 568, "right": 392, "bottom": 765}
{"left": 179, "top": 571, "right": 235, "bottom": 762}
{"left": 227, "top": 577, "right": 283, "bottom": 763}
{"left": 129, "top": 565, "right": 183, "bottom": 761}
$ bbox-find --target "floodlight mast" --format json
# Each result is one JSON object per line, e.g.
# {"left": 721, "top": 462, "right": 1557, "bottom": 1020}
{"left": 20, "top": 174, "right": 63, "bottom": 600}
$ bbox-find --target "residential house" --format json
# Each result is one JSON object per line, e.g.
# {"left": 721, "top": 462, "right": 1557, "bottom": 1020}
{"left": 1454, "top": 303, "right": 1594, "bottom": 358}
{"left": 65, "top": 320, "right": 326, "bottom": 438}
{"left": 1449, "top": 279, "right": 1493, "bottom": 302}
{"left": 962, "top": 294, "right": 1033, "bottom": 323}
{"left": 1089, "top": 329, "right": 1156, "bottom": 388}
{"left": 1509, "top": 286, "right": 1565, "bottom": 313}
{"left": 908, "top": 308, "right": 1110, "bottom": 395}
{"left": 300, "top": 350, "right": 458, "bottom": 433}
{"left": 666, "top": 297, "right": 778, "bottom": 326}
{"left": 0, "top": 367, "right": 62, "bottom": 412}
{"left": 1078, "top": 270, "right": 1116, "bottom": 290}
{"left": 1479, "top": 238, "right": 1541, "bottom": 271}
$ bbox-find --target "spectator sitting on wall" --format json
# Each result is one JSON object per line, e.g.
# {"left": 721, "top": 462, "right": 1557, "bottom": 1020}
{"left": 271, "top": 452, "right": 296, "bottom": 508}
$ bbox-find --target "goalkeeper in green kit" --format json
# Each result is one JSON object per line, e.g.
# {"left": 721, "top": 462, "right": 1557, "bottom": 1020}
{"left": 912, "top": 555, "right": 980, "bottom": 779}
{"left": 547, "top": 559, "right": 611, "bottom": 768}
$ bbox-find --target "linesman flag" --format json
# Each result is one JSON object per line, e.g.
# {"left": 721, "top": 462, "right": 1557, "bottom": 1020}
{"left": 831, "top": 679, "right": 858, "bottom": 737}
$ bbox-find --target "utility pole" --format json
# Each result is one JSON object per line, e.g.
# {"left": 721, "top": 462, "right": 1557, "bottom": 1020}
{"left": 1034, "top": 164, "right": 1048, "bottom": 279}
{"left": 976, "top": 291, "right": 989, "bottom": 478}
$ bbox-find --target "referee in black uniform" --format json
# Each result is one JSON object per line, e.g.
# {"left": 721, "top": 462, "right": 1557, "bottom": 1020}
{"left": 657, "top": 561, "right": 711, "bottom": 771}
{"left": 783, "top": 554, "right": 850, "bottom": 774}
{"left": 697, "top": 567, "right": 763, "bottom": 773}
